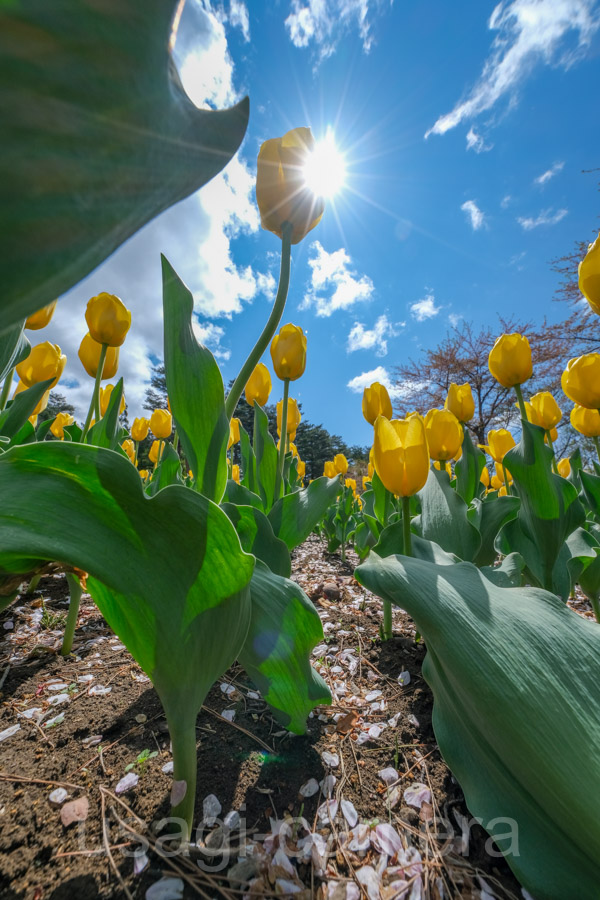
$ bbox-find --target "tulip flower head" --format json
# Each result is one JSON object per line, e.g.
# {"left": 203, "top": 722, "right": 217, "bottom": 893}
{"left": 480, "top": 466, "right": 490, "bottom": 487}
{"left": 424, "top": 409, "right": 463, "bottom": 461}
{"left": 277, "top": 397, "right": 301, "bottom": 435}
{"left": 491, "top": 474, "right": 503, "bottom": 491}
{"left": 324, "top": 461, "right": 336, "bottom": 477}
{"left": 245, "top": 363, "right": 272, "bottom": 407}
{"left": 256, "top": 127, "right": 324, "bottom": 244}
{"left": 529, "top": 392, "right": 562, "bottom": 430}
{"left": 546, "top": 427, "right": 558, "bottom": 443}
{"left": 228, "top": 417, "right": 241, "bottom": 450}
{"left": 488, "top": 333, "right": 532, "bottom": 388}
{"left": 433, "top": 460, "right": 453, "bottom": 476}
{"left": 85, "top": 292, "right": 131, "bottom": 347}
{"left": 16, "top": 341, "right": 66, "bottom": 388}
{"left": 334, "top": 453, "right": 348, "bottom": 475}
{"left": 297, "top": 459, "right": 306, "bottom": 479}
{"left": 519, "top": 401, "right": 540, "bottom": 426}
{"left": 579, "top": 232, "right": 600, "bottom": 316}
{"left": 150, "top": 409, "right": 172, "bottom": 439}
{"left": 557, "top": 458, "right": 571, "bottom": 478}
{"left": 149, "top": 440, "right": 164, "bottom": 465}
{"left": 232, "top": 464, "right": 240, "bottom": 484}
{"left": 445, "top": 383, "right": 475, "bottom": 423}
{"left": 482, "top": 429, "right": 516, "bottom": 464}
{"left": 373, "top": 415, "right": 430, "bottom": 497}
{"left": 138, "top": 469, "right": 149, "bottom": 480}
{"left": 570, "top": 405, "right": 600, "bottom": 438}
{"left": 131, "top": 417, "right": 150, "bottom": 442}
{"left": 121, "top": 439, "right": 135, "bottom": 462}
{"left": 362, "top": 475, "right": 371, "bottom": 490}
{"left": 362, "top": 382, "right": 393, "bottom": 425}
{"left": 271, "top": 324, "right": 307, "bottom": 381}
{"left": 50, "top": 412, "right": 75, "bottom": 439}
{"left": 345, "top": 478, "right": 357, "bottom": 491}
{"left": 99, "top": 384, "right": 126, "bottom": 417}
{"left": 25, "top": 300, "right": 58, "bottom": 331}
{"left": 78, "top": 333, "right": 119, "bottom": 379}
{"left": 562, "top": 354, "right": 600, "bottom": 410}
{"left": 495, "top": 462, "right": 512, "bottom": 484}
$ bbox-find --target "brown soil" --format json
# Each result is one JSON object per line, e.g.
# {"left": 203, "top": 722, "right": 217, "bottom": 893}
{"left": 0, "top": 538, "right": 525, "bottom": 900}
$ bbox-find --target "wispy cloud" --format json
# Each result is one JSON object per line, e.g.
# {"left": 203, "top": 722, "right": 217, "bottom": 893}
{"left": 461, "top": 200, "right": 486, "bottom": 231}
{"left": 285, "top": 0, "right": 385, "bottom": 62}
{"left": 534, "top": 161, "right": 565, "bottom": 185}
{"left": 448, "top": 312, "right": 463, "bottom": 327}
{"left": 301, "top": 241, "right": 374, "bottom": 317}
{"left": 228, "top": 0, "right": 250, "bottom": 41}
{"left": 517, "top": 207, "right": 568, "bottom": 230}
{"left": 410, "top": 292, "right": 440, "bottom": 322}
{"left": 466, "top": 126, "right": 493, "bottom": 153}
{"left": 347, "top": 314, "right": 403, "bottom": 357}
{"left": 425, "top": 0, "right": 599, "bottom": 137}
{"left": 501, "top": 194, "right": 512, "bottom": 209}
{"left": 193, "top": 322, "right": 231, "bottom": 361}
{"left": 347, "top": 365, "right": 402, "bottom": 399}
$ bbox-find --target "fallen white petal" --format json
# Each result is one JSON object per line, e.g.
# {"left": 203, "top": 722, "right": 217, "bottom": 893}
{"left": 348, "top": 823, "right": 370, "bottom": 853}
{"left": 378, "top": 766, "right": 398, "bottom": 785}
{"left": 161, "top": 761, "right": 174, "bottom": 774}
{"left": 299, "top": 778, "right": 319, "bottom": 798}
{"left": 356, "top": 865, "right": 380, "bottom": 900}
{"left": 321, "top": 750, "right": 340, "bottom": 768}
{"left": 374, "top": 822, "right": 402, "bottom": 857}
{"left": 320, "top": 774, "right": 337, "bottom": 798}
{"left": 48, "top": 788, "right": 68, "bottom": 806}
{"left": 341, "top": 798, "right": 358, "bottom": 828}
{"left": 115, "top": 772, "right": 139, "bottom": 794}
{"left": 145, "top": 877, "right": 184, "bottom": 900}
{"left": 203, "top": 793, "right": 222, "bottom": 825}
{"left": 403, "top": 783, "right": 431, "bottom": 809}
{"left": 397, "top": 671, "right": 411, "bottom": 686}
{"left": 89, "top": 684, "right": 112, "bottom": 696}
{"left": 317, "top": 799, "right": 338, "bottom": 824}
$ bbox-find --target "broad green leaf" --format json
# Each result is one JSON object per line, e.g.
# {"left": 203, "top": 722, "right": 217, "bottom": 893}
{"left": 0, "top": 1, "right": 249, "bottom": 333}
{"left": 578, "top": 526, "right": 600, "bottom": 607}
{"left": 222, "top": 503, "right": 291, "bottom": 578}
{"left": 414, "top": 468, "right": 481, "bottom": 561}
{"left": 254, "top": 404, "right": 278, "bottom": 511}
{"left": 479, "top": 551, "right": 525, "bottom": 588}
{"left": 146, "top": 441, "right": 182, "bottom": 495}
{"left": 567, "top": 447, "right": 583, "bottom": 491}
{"left": 455, "top": 426, "right": 485, "bottom": 504}
{"left": 224, "top": 479, "right": 264, "bottom": 510}
{"left": 580, "top": 470, "right": 600, "bottom": 518}
{"left": 468, "top": 494, "right": 520, "bottom": 566}
{"left": 238, "top": 561, "right": 331, "bottom": 734}
{"left": 239, "top": 423, "right": 257, "bottom": 495}
{"left": 353, "top": 522, "right": 376, "bottom": 560}
{"left": 371, "top": 470, "right": 393, "bottom": 526}
{"left": 85, "top": 378, "right": 125, "bottom": 449}
{"left": 0, "top": 379, "right": 53, "bottom": 446}
{"left": 162, "top": 257, "right": 229, "bottom": 502}
{"left": 268, "top": 476, "right": 341, "bottom": 551}
{"left": 556, "top": 526, "right": 599, "bottom": 600}
{"left": 0, "top": 323, "right": 29, "bottom": 383}
{"left": 375, "top": 525, "right": 460, "bottom": 565}
{"left": 356, "top": 552, "right": 600, "bottom": 899}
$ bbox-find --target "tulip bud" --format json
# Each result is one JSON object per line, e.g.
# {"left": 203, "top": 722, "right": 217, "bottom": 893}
{"left": 495, "top": 461, "right": 512, "bottom": 484}
{"left": 138, "top": 469, "right": 149, "bottom": 480}
{"left": 498, "top": 484, "right": 508, "bottom": 497}
{"left": 362, "top": 382, "right": 393, "bottom": 425}
{"left": 121, "top": 439, "right": 135, "bottom": 462}
{"left": 491, "top": 474, "right": 503, "bottom": 491}
{"left": 424, "top": 409, "right": 463, "bottom": 462}
{"left": 78, "top": 333, "right": 119, "bottom": 379}
{"left": 99, "top": 384, "right": 126, "bottom": 417}
{"left": 570, "top": 405, "right": 600, "bottom": 437}
{"left": 50, "top": 412, "right": 75, "bottom": 439}
{"left": 373, "top": 415, "right": 430, "bottom": 497}
{"left": 519, "top": 400, "right": 540, "bottom": 426}
{"left": 546, "top": 427, "right": 558, "bottom": 443}
{"left": 297, "top": 459, "right": 306, "bottom": 479}
{"left": 232, "top": 464, "right": 240, "bottom": 483}
{"left": 483, "top": 429, "right": 516, "bottom": 464}
{"left": 150, "top": 409, "right": 172, "bottom": 439}
{"left": 345, "top": 478, "right": 357, "bottom": 491}
{"left": 529, "top": 392, "right": 562, "bottom": 430}
{"left": 25, "top": 300, "right": 58, "bottom": 331}
{"left": 562, "top": 354, "right": 600, "bottom": 409}
{"left": 334, "top": 453, "right": 348, "bottom": 475}
{"left": 228, "top": 417, "right": 241, "bottom": 450}
{"left": 488, "top": 333, "right": 532, "bottom": 388}
{"left": 271, "top": 324, "right": 307, "bottom": 381}
{"left": 445, "top": 383, "right": 474, "bottom": 423}
{"left": 245, "top": 363, "right": 272, "bottom": 407}
{"left": 480, "top": 466, "right": 490, "bottom": 487}
{"left": 579, "top": 232, "right": 600, "bottom": 316}
{"left": 256, "top": 127, "right": 324, "bottom": 244}
{"left": 557, "top": 458, "right": 571, "bottom": 478}
{"left": 277, "top": 397, "right": 301, "bottom": 435}
{"left": 149, "top": 440, "right": 164, "bottom": 464}
{"left": 85, "top": 292, "right": 131, "bottom": 347}
{"left": 131, "top": 417, "right": 150, "bottom": 442}
{"left": 362, "top": 475, "right": 371, "bottom": 491}
{"left": 16, "top": 341, "right": 66, "bottom": 388}
{"left": 324, "top": 461, "right": 336, "bottom": 478}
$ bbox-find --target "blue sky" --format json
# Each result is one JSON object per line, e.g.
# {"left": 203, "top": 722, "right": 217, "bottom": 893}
{"left": 42, "top": 0, "right": 600, "bottom": 446}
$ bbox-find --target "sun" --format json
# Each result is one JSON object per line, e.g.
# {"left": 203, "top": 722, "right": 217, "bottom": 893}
{"left": 303, "top": 130, "right": 347, "bottom": 198}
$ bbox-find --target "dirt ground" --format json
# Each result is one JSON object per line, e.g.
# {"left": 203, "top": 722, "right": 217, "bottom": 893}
{"left": 0, "top": 536, "right": 555, "bottom": 900}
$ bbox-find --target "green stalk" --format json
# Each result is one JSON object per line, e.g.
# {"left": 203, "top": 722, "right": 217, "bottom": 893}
{"left": 168, "top": 716, "right": 198, "bottom": 842}
{"left": 590, "top": 595, "right": 600, "bottom": 625}
{"left": 402, "top": 495, "right": 412, "bottom": 556}
{"left": 82, "top": 343, "right": 108, "bottom": 441}
{"left": 225, "top": 223, "right": 292, "bottom": 420}
{"left": 594, "top": 436, "right": 600, "bottom": 465}
{"left": 381, "top": 489, "right": 396, "bottom": 640}
{"left": 546, "top": 430, "right": 559, "bottom": 474}
{"left": 275, "top": 378, "right": 290, "bottom": 498}
{"left": 514, "top": 383, "right": 528, "bottom": 421}
{"left": 173, "top": 428, "right": 179, "bottom": 455}
{"left": 0, "top": 367, "right": 14, "bottom": 412}
{"left": 26, "top": 573, "right": 41, "bottom": 595}
{"left": 503, "top": 467, "right": 511, "bottom": 495}
{"left": 134, "top": 440, "right": 139, "bottom": 468}
{"left": 61, "top": 573, "right": 82, "bottom": 656}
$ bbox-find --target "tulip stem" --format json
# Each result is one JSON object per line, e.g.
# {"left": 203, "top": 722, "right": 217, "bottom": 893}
{"left": 0, "top": 367, "right": 14, "bottom": 412}
{"left": 134, "top": 440, "right": 139, "bottom": 468}
{"left": 514, "top": 384, "right": 528, "bottom": 422}
{"left": 545, "top": 431, "right": 559, "bottom": 474}
{"left": 402, "top": 496, "right": 412, "bottom": 557}
{"left": 594, "top": 437, "right": 600, "bottom": 465}
{"left": 61, "top": 573, "right": 82, "bottom": 657}
{"left": 590, "top": 595, "right": 600, "bottom": 625}
{"left": 82, "top": 343, "right": 108, "bottom": 441}
{"left": 225, "top": 223, "right": 292, "bottom": 420}
{"left": 276, "top": 379, "right": 290, "bottom": 498}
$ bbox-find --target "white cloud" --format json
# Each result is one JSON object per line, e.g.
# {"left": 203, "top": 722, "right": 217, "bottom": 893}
{"left": 501, "top": 194, "right": 512, "bottom": 208}
{"left": 426, "top": 0, "right": 599, "bottom": 137}
{"left": 448, "top": 313, "right": 463, "bottom": 327}
{"left": 410, "top": 292, "right": 441, "bottom": 322}
{"left": 461, "top": 200, "right": 486, "bottom": 231}
{"left": 347, "top": 366, "right": 402, "bottom": 399}
{"left": 285, "top": 0, "right": 382, "bottom": 61}
{"left": 466, "top": 126, "right": 493, "bottom": 153}
{"left": 534, "top": 160, "right": 565, "bottom": 184}
{"left": 229, "top": 0, "right": 250, "bottom": 41}
{"left": 175, "top": 2, "right": 238, "bottom": 109}
{"left": 346, "top": 314, "right": 402, "bottom": 357}
{"left": 301, "top": 241, "right": 375, "bottom": 317}
{"left": 517, "top": 207, "right": 568, "bottom": 229}
{"left": 192, "top": 321, "right": 231, "bottom": 361}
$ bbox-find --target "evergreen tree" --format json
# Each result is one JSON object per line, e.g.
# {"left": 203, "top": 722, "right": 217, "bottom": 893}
{"left": 38, "top": 392, "right": 76, "bottom": 424}
{"left": 144, "top": 363, "right": 168, "bottom": 411}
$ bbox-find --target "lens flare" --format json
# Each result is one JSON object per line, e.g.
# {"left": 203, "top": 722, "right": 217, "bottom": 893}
{"left": 303, "top": 130, "right": 346, "bottom": 198}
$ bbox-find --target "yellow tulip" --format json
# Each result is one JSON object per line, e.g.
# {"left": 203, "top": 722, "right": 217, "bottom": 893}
{"left": 150, "top": 409, "right": 172, "bottom": 439}
{"left": 16, "top": 341, "right": 66, "bottom": 388}
{"left": 324, "top": 461, "right": 336, "bottom": 478}
{"left": 138, "top": 469, "right": 149, "bottom": 480}
{"left": 13, "top": 380, "right": 51, "bottom": 415}
{"left": 495, "top": 461, "right": 512, "bottom": 484}
{"left": 480, "top": 466, "right": 490, "bottom": 487}
{"left": 297, "top": 459, "right": 306, "bottom": 479}
{"left": 362, "top": 475, "right": 371, "bottom": 490}
{"left": 445, "top": 383, "right": 474, "bottom": 423}
{"left": 50, "top": 412, "right": 74, "bottom": 439}
{"left": 228, "top": 417, "right": 241, "bottom": 449}
{"left": 362, "top": 382, "right": 393, "bottom": 425}
{"left": 245, "top": 363, "right": 272, "bottom": 407}
{"left": 488, "top": 333, "right": 532, "bottom": 388}
{"left": 433, "top": 460, "right": 453, "bottom": 476}
{"left": 561, "top": 354, "right": 600, "bottom": 409}
{"left": 483, "top": 429, "right": 516, "bottom": 463}
{"left": 571, "top": 405, "right": 600, "bottom": 438}
{"left": 518, "top": 401, "right": 540, "bottom": 426}
{"left": 256, "top": 127, "right": 324, "bottom": 244}
{"left": 29, "top": 414, "right": 38, "bottom": 427}
{"left": 529, "top": 392, "right": 562, "bottom": 430}
{"left": 345, "top": 478, "right": 357, "bottom": 491}
{"left": 498, "top": 484, "right": 508, "bottom": 497}
{"left": 131, "top": 417, "right": 150, "bottom": 442}
{"left": 424, "top": 409, "right": 463, "bottom": 461}
{"left": 270, "top": 324, "right": 307, "bottom": 381}
{"left": 546, "top": 427, "right": 558, "bottom": 443}
{"left": 491, "top": 474, "right": 503, "bottom": 491}
{"left": 277, "top": 397, "right": 301, "bottom": 435}
{"left": 557, "top": 458, "right": 571, "bottom": 478}
{"left": 99, "top": 384, "right": 126, "bottom": 417}
{"left": 334, "top": 453, "right": 348, "bottom": 475}
{"left": 25, "top": 300, "right": 58, "bottom": 331}
{"left": 78, "top": 333, "right": 119, "bottom": 379}
{"left": 232, "top": 464, "right": 240, "bottom": 483}
{"left": 149, "top": 440, "right": 164, "bottom": 464}
{"left": 578, "top": 232, "right": 600, "bottom": 316}
{"left": 368, "top": 461, "right": 374, "bottom": 479}
{"left": 289, "top": 442, "right": 299, "bottom": 457}
{"left": 121, "top": 439, "right": 135, "bottom": 462}
{"left": 373, "top": 415, "right": 430, "bottom": 497}
{"left": 85, "top": 292, "right": 131, "bottom": 347}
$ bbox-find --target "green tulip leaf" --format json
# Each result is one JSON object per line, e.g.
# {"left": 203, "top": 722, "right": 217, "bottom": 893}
{"left": 85, "top": 378, "right": 125, "bottom": 450}
{"left": 253, "top": 403, "right": 278, "bottom": 512}
{"left": 414, "top": 468, "right": 481, "bottom": 561}
{"left": 146, "top": 441, "right": 182, "bottom": 495}
{"left": 353, "top": 522, "right": 376, "bottom": 560}
{"left": 0, "top": 378, "right": 54, "bottom": 446}
{"left": 567, "top": 447, "right": 583, "bottom": 491}
{"left": 468, "top": 494, "right": 520, "bottom": 566}
{"left": 355, "top": 552, "right": 600, "bottom": 900}
{"left": 0, "top": 1, "right": 249, "bottom": 334}
{"left": 0, "top": 322, "right": 29, "bottom": 383}
{"left": 224, "top": 479, "right": 264, "bottom": 510}
{"left": 238, "top": 560, "right": 331, "bottom": 734}
{"left": 268, "top": 476, "right": 341, "bottom": 551}
{"left": 222, "top": 503, "right": 291, "bottom": 578}
{"left": 162, "top": 257, "right": 229, "bottom": 503}
{"left": 580, "top": 470, "right": 600, "bottom": 518}
{"left": 578, "top": 526, "right": 600, "bottom": 609}
{"left": 239, "top": 423, "right": 258, "bottom": 496}
{"left": 479, "top": 551, "right": 525, "bottom": 588}
{"left": 455, "top": 426, "right": 485, "bottom": 504}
